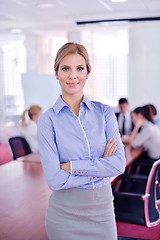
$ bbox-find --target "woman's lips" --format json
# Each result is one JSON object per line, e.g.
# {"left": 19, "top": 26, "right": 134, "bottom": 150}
{"left": 67, "top": 82, "right": 79, "bottom": 87}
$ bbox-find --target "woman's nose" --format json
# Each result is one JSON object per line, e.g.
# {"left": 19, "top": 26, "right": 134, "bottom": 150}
{"left": 68, "top": 70, "right": 77, "bottom": 79}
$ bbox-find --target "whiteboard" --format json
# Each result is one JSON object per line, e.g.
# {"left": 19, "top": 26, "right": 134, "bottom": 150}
{"left": 22, "top": 73, "right": 61, "bottom": 111}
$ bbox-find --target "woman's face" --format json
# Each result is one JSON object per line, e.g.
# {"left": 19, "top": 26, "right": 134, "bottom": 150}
{"left": 56, "top": 54, "right": 89, "bottom": 97}
{"left": 32, "top": 110, "right": 42, "bottom": 123}
{"left": 131, "top": 112, "right": 138, "bottom": 124}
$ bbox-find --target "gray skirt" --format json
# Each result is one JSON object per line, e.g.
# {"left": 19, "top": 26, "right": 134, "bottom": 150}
{"left": 46, "top": 184, "right": 117, "bottom": 240}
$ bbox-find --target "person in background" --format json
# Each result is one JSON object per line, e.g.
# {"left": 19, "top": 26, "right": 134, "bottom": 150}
{"left": 37, "top": 42, "right": 126, "bottom": 240}
{"left": 143, "top": 104, "right": 160, "bottom": 128}
{"left": 21, "top": 105, "right": 42, "bottom": 153}
{"left": 115, "top": 98, "right": 134, "bottom": 136}
{"left": 123, "top": 106, "right": 160, "bottom": 161}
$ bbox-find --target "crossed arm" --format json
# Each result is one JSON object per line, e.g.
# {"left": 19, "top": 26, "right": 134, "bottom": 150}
{"left": 60, "top": 139, "right": 117, "bottom": 172}
{"left": 38, "top": 106, "right": 126, "bottom": 190}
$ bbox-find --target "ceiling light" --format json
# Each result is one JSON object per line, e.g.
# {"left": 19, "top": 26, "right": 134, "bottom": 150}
{"left": 110, "top": 0, "right": 128, "bottom": 2}
{"left": 37, "top": 3, "right": 53, "bottom": 8}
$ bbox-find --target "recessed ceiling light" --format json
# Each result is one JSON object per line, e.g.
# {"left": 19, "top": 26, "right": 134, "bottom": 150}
{"left": 37, "top": 3, "right": 53, "bottom": 8}
{"left": 111, "top": 0, "right": 128, "bottom": 2}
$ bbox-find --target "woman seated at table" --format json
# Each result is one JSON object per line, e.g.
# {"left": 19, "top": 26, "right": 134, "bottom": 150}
{"left": 21, "top": 105, "right": 42, "bottom": 153}
{"left": 123, "top": 106, "right": 160, "bottom": 162}
{"left": 143, "top": 104, "right": 160, "bottom": 128}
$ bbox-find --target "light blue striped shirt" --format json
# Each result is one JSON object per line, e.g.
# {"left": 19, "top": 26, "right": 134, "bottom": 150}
{"left": 37, "top": 95, "right": 126, "bottom": 190}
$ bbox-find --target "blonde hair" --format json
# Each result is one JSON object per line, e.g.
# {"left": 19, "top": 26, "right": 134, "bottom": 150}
{"left": 54, "top": 42, "right": 91, "bottom": 73}
{"left": 21, "top": 105, "right": 42, "bottom": 127}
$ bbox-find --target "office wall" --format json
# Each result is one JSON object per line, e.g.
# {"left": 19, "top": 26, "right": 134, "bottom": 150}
{"left": 128, "top": 21, "right": 160, "bottom": 112}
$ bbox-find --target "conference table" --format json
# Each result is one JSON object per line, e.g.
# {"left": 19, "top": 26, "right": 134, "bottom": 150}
{"left": 0, "top": 146, "right": 143, "bottom": 240}
{"left": 0, "top": 158, "right": 50, "bottom": 240}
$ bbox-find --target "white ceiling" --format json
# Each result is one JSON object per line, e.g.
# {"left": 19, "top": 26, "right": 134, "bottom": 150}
{"left": 0, "top": 0, "right": 160, "bottom": 35}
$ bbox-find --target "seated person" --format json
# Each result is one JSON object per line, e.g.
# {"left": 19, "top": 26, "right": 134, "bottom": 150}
{"left": 143, "top": 104, "right": 160, "bottom": 128}
{"left": 123, "top": 106, "right": 160, "bottom": 161}
{"left": 20, "top": 105, "right": 42, "bottom": 153}
{"left": 115, "top": 98, "right": 134, "bottom": 136}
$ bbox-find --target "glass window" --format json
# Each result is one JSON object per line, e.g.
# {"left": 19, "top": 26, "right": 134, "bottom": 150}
{"left": 82, "top": 23, "right": 129, "bottom": 107}
{"left": 1, "top": 37, "right": 26, "bottom": 120}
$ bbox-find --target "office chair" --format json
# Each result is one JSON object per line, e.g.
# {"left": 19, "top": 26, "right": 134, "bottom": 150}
{"left": 8, "top": 136, "right": 32, "bottom": 160}
{"left": 127, "top": 152, "right": 158, "bottom": 176}
{"left": 113, "top": 159, "right": 160, "bottom": 240}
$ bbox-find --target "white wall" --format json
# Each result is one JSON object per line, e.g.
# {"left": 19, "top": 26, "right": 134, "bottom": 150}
{"left": 128, "top": 21, "right": 160, "bottom": 112}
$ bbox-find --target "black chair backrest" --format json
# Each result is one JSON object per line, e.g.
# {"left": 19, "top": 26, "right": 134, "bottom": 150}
{"left": 8, "top": 136, "right": 32, "bottom": 160}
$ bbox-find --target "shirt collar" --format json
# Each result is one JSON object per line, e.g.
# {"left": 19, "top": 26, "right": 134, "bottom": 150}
{"left": 143, "top": 120, "right": 150, "bottom": 127}
{"left": 121, "top": 111, "right": 130, "bottom": 117}
{"left": 82, "top": 95, "right": 92, "bottom": 110}
{"left": 53, "top": 95, "right": 92, "bottom": 115}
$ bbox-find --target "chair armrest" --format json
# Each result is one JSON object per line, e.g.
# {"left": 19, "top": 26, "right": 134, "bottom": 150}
{"left": 122, "top": 174, "right": 148, "bottom": 181}
{"left": 114, "top": 191, "right": 150, "bottom": 200}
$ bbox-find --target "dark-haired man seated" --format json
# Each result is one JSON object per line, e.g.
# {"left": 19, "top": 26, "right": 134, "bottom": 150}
{"left": 115, "top": 98, "right": 134, "bottom": 136}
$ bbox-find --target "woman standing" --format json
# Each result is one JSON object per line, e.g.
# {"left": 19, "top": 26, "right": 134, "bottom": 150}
{"left": 37, "top": 42, "right": 126, "bottom": 240}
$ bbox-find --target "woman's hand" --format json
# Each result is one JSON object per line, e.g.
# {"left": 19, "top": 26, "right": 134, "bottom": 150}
{"left": 135, "top": 118, "right": 144, "bottom": 129}
{"left": 60, "top": 139, "right": 117, "bottom": 171}
{"left": 60, "top": 162, "right": 71, "bottom": 173}
{"left": 122, "top": 135, "right": 130, "bottom": 144}
{"left": 103, "top": 139, "right": 117, "bottom": 158}
{"left": 124, "top": 119, "right": 144, "bottom": 144}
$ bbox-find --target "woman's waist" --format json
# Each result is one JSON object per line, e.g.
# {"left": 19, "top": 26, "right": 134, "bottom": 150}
{"left": 51, "top": 182, "right": 112, "bottom": 205}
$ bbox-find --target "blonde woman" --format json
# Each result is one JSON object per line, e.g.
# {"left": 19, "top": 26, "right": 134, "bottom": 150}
{"left": 37, "top": 42, "right": 126, "bottom": 240}
{"left": 21, "top": 105, "right": 42, "bottom": 153}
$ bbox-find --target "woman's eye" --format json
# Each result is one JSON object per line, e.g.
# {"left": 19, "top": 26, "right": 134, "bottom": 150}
{"left": 77, "top": 66, "right": 84, "bottom": 71}
{"left": 61, "top": 67, "right": 68, "bottom": 71}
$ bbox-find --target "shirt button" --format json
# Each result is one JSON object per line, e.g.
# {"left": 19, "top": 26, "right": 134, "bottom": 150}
{"left": 90, "top": 177, "right": 92, "bottom": 181}
{"left": 73, "top": 171, "right": 76, "bottom": 174}
{"left": 78, "top": 171, "right": 81, "bottom": 174}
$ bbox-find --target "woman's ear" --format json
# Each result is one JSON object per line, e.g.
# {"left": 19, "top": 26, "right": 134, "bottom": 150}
{"left": 55, "top": 72, "right": 59, "bottom": 80}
